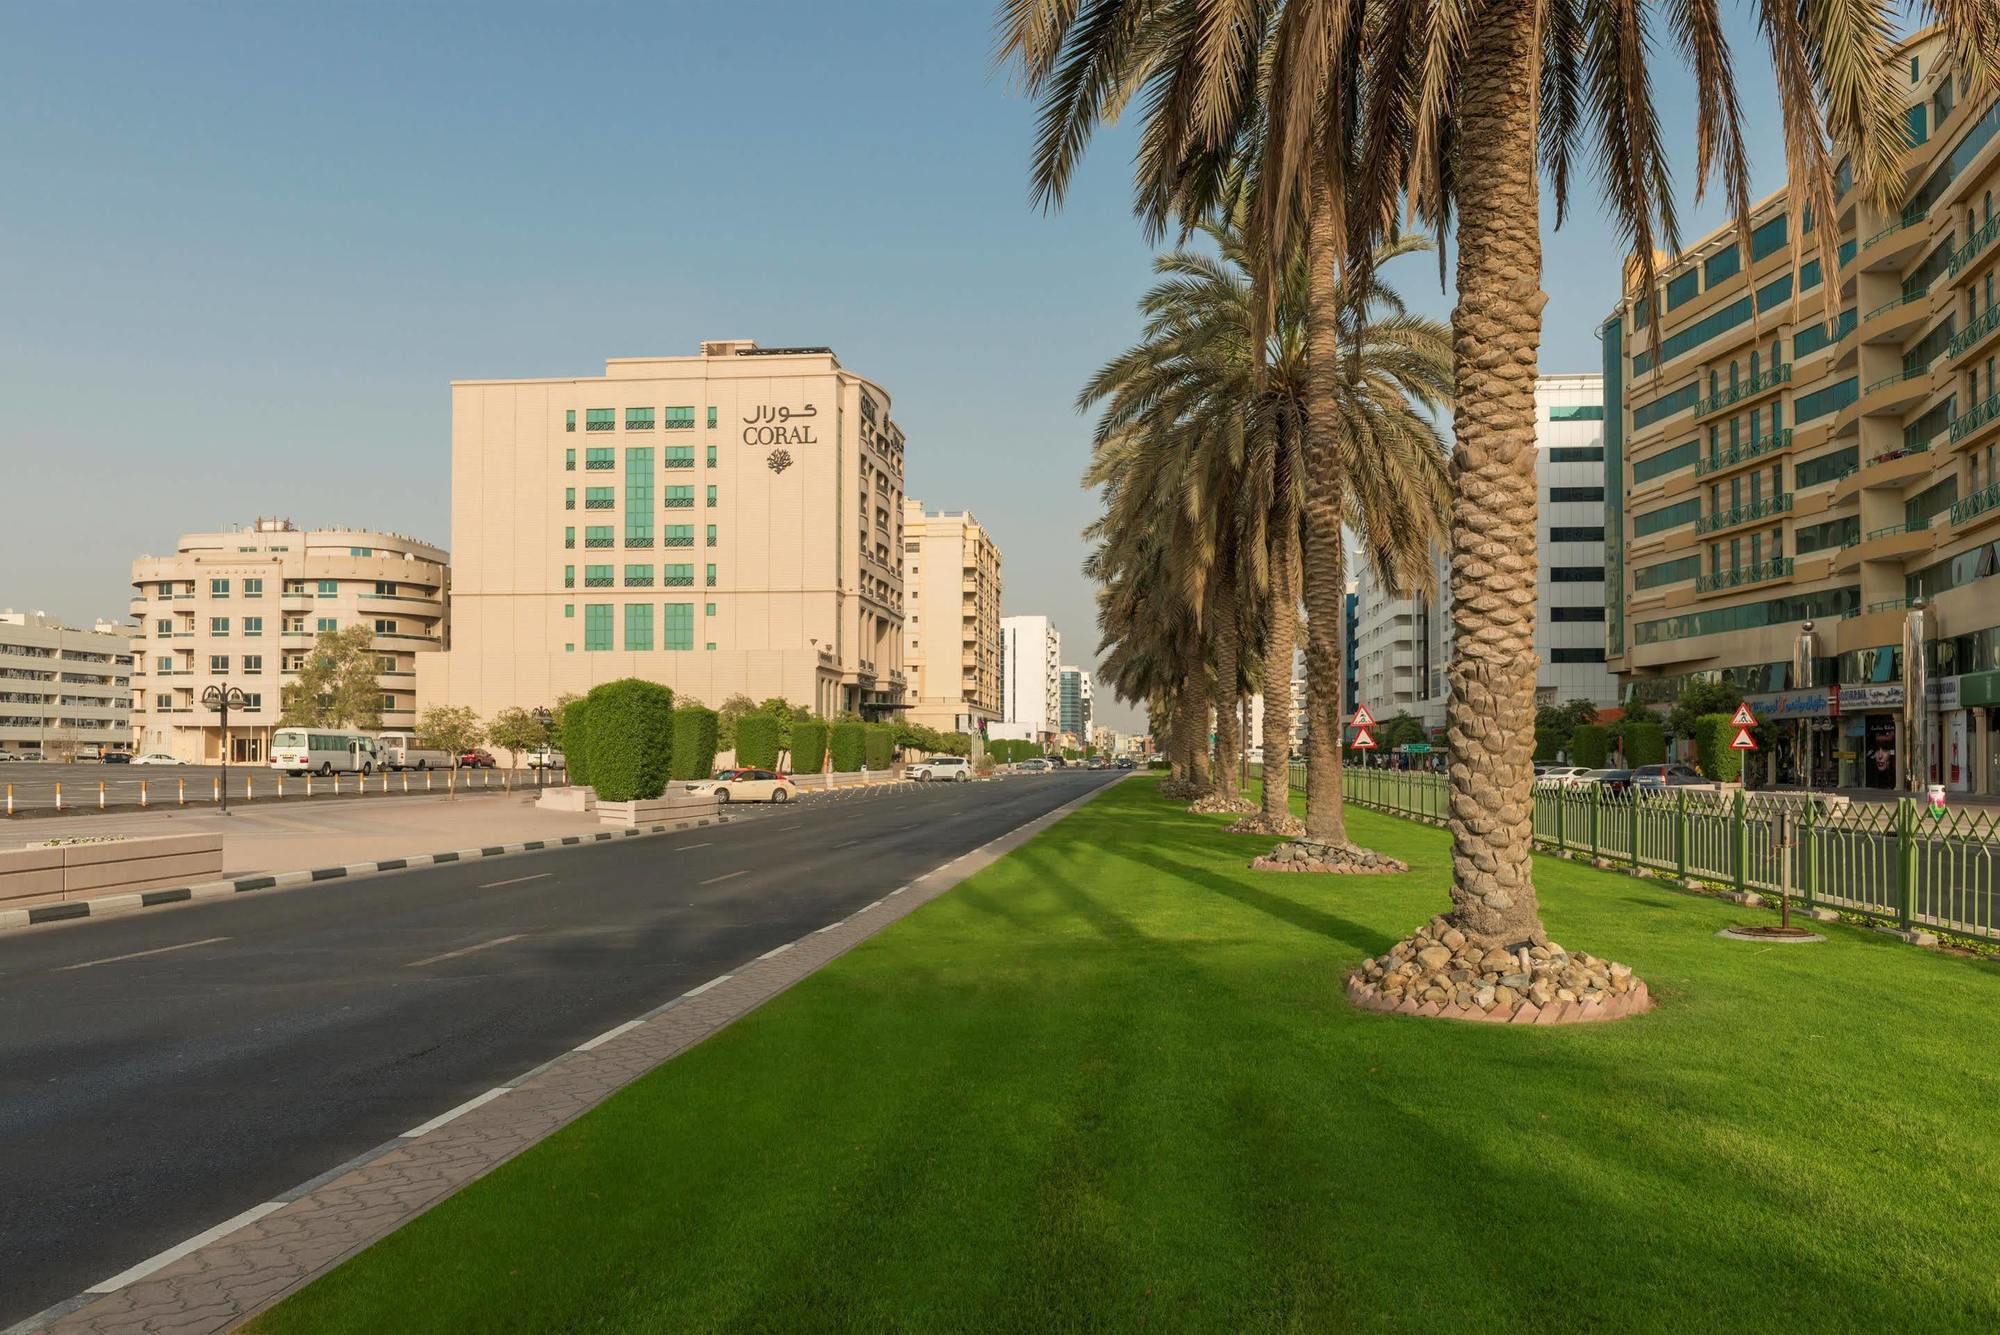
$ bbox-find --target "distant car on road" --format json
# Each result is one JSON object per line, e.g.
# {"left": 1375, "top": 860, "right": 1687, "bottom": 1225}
{"left": 1631, "top": 763, "right": 1714, "bottom": 790}
{"left": 907, "top": 755, "right": 971, "bottom": 782}
{"left": 1017, "top": 758, "right": 1051, "bottom": 773}
{"left": 456, "top": 749, "right": 496, "bottom": 770}
{"left": 686, "top": 768, "right": 794, "bottom": 803}
{"left": 101, "top": 751, "right": 132, "bottom": 764}
{"left": 1581, "top": 768, "right": 1635, "bottom": 794}
{"left": 1115, "top": 757, "right": 1135, "bottom": 769}
{"left": 131, "top": 752, "right": 188, "bottom": 766}
{"left": 14, "top": 750, "right": 44, "bottom": 762}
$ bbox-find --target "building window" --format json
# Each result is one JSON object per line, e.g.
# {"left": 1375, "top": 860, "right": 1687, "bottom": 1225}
{"left": 565, "top": 488, "right": 576, "bottom": 510}
{"left": 210, "top": 578, "right": 230, "bottom": 597}
{"left": 665, "top": 406, "right": 696, "bottom": 430}
{"left": 209, "top": 655, "right": 229, "bottom": 672}
{"left": 586, "top": 447, "right": 616, "bottom": 470}
{"left": 1548, "top": 486, "right": 1605, "bottom": 503}
{"left": 1546, "top": 445, "right": 1605, "bottom": 463}
{"left": 380, "top": 694, "right": 397, "bottom": 712}
{"left": 242, "top": 578, "right": 263, "bottom": 597}
{"left": 586, "top": 408, "right": 615, "bottom": 432}
{"left": 316, "top": 617, "right": 338, "bottom": 632}
{"left": 210, "top": 617, "right": 229, "bottom": 634}
{"left": 584, "top": 605, "right": 613, "bottom": 649}
{"left": 705, "top": 602, "right": 716, "bottom": 616}
{"left": 565, "top": 447, "right": 576, "bottom": 470}
{"left": 1550, "top": 647, "right": 1608, "bottom": 663}
{"left": 378, "top": 655, "right": 396, "bottom": 672}
{"left": 155, "top": 693, "right": 172, "bottom": 709}
{"left": 155, "top": 618, "right": 171, "bottom": 635}
{"left": 705, "top": 445, "right": 717, "bottom": 467}
{"left": 317, "top": 579, "right": 337, "bottom": 597}
{"left": 349, "top": 547, "right": 374, "bottom": 558}
{"left": 665, "top": 446, "right": 695, "bottom": 469}
{"left": 1548, "top": 526, "right": 1605, "bottom": 543}
{"left": 625, "top": 519, "right": 653, "bottom": 547}
{"left": 565, "top": 526, "right": 576, "bottom": 550}
{"left": 243, "top": 617, "right": 263, "bottom": 636}
{"left": 705, "top": 524, "right": 718, "bottom": 547}
{"left": 665, "top": 485, "right": 695, "bottom": 508}
{"left": 706, "top": 643, "right": 717, "bottom": 652}
{"left": 1703, "top": 244, "right": 1740, "bottom": 286}
{"left": 585, "top": 487, "right": 615, "bottom": 509}
{"left": 566, "top": 410, "right": 576, "bottom": 433}
{"left": 706, "top": 484, "right": 717, "bottom": 507}
{"left": 1548, "top": 606, "right": 1607, "bottom": 622}
{"left": 586, "top": 526, "right": 614, "bottom": 548}
{"left": 665, "top": 564, "right": 694, "bottom": 587}
{"left": 1547, "top": 405, "right": 1604, "bottom": 421}
{"left": 585, "top": 565, "right": 613, "bottom": 588}
{"left": 373, "top": 581, "right": 397, "bottom": 596}
{"left": 663, "top": 602, "right": 694, "bottom": 650}
{"left": 706, "top": 563, "right": 718, "bottom": 587}
{"left": 706, "top": 406, "right": 718, "bottom": 429}
{"left": 374, "top": 619, "right": 398, "bottom": 634}
{"left": 624, "top": 603, "right": 654, "bottom": 650}
{"left": 1549, "top": 567, "right": 1606, "bottom": 583}
{"left": 665, "top": 525, "right": 694, "bottom": 547}
{"left": 243, "top": 655, "right": 263, "bottom": 673}
{"left": 626, "top": 407, "right": 655, "bottom": 431}
{"left": 564, "top": 604, "right": 574, "bottom": 617}
{"left": 564, "top": 565, "right": 575, "bottom": 589}
{"left": 624, "top": 564, "right": 654, "bottom": 587}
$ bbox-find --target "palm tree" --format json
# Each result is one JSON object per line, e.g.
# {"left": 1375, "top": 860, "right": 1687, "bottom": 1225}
{"left": 1001, "top": 0, "right": 1951, "bottom": 948}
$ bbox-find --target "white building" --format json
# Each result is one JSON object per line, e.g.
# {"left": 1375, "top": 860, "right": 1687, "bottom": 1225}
{"left": 1247, "top": 648, "right": 1308, "bottom": 758}
{"left": 1000, "top": 614, "right": 1061, "bottom": 744}
{"left": 1352, "top": 374, "right": 1621, "bottom": 737}
{"left": 0, "top": 611, "right": 134, "bottom": 758}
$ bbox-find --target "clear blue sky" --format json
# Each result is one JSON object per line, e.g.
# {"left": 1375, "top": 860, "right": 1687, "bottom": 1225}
{"left": 0, "top": 2, "right": 1805, "bottom": 730}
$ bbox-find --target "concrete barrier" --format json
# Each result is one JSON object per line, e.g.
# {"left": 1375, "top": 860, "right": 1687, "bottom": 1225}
{"left": 534, "top": 786, "right": 596, "bottom": 814}
{"left": 0, "top": 833, "right": 226, "bottom": 908}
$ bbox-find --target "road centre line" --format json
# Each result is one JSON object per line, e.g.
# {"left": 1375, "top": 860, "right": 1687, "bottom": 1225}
{"left": 404, "top": 933, "right": 528, "bottom": 968}
{"left": 58, "top": 937, "right": 231, "bottom": 972}
{"left": 477, "top": 873, "right": 550, "bottom": 889}
{"left": 699, "top": 870, "right": 746, "bottom": 885}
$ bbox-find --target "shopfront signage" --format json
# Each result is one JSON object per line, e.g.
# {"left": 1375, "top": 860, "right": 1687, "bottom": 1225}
{"left": 741, "top": 404, "right": 819, "bottom": 447}
{"left": 1839, "top": 683, "right": 1905, "bottom": 711}
{"left": 1744, "top": 688, "right": 1836, "bottom": 720}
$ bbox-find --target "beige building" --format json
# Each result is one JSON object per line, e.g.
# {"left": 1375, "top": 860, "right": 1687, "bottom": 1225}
{"left": 0, "top": 611, "right": 133, "bottom": 757}
{"left": 1607, "top": 26, "right": 2000, "bottom": 794}
{"left": 129, "top": 519, "right": 449, "bottom": 762}
{"left": 425, "top": 341, "right": 907, "bottom": 721}
{"left": 900, "top": 500, "right": 1003, "bottom": 734}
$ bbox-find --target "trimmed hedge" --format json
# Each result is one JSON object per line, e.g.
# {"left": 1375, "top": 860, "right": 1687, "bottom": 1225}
{"left": 1691, "top": 713, "right": 1743, "bottom": 783}
{"left": 829, "top": 721, "right": 866, "bottom": 772}
{"left": 669, "top": 706, "right": 719, "bottom": 781}
{"left": 735, "top": 714, "right": 781, "bottom": 770}
{"left": 791, "top": 720, "right": 830, "bottom": 775}
{"left": 1622, "top": 719, "right": 1667, "bottom": 767}
{"left": 1570, "top": 724, "right": 1610, "bottom": 768}
{"left": 1533, "top": 729, "right": 1560, "bottom": 764}
{"left": 583, "top": 678, "right": 675, "bottom": 802}
{"left": 863, "top": 723, "right": 895, "bottom": 770}
{"left": 562, "top": 695, "right": 595, "bottom": 789}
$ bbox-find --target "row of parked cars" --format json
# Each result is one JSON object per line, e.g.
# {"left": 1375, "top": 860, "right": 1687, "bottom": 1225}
{"left": 1534, "top": 763, "right": 1715, "bottom": 795}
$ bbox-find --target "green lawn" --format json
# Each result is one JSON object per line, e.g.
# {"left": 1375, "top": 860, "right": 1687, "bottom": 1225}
{"left": 255, "top": 777, "right": 2000, "bottom": 1334}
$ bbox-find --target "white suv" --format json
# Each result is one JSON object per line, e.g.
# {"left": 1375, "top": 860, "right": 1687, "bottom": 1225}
{"left": 908, "top": 755, "right": 972, "bottom": 782}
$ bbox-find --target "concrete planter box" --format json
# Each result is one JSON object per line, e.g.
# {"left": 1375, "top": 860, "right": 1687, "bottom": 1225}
{"left": 535, "top": 786, "right": 596, "bottom": 814}
{"left": 596, "top": 792, "right": 721, "bottom": 827}
{"left": 0, "top": 833, "right": 225, "bottom": 908}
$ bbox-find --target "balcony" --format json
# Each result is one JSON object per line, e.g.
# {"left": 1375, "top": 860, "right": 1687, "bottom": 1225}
{"left": 585, "top": 458, "right": 615, "bottom": 469}
{"left": 1695, "top": 492, "right": 1791, "bottom": 534}
{"left": 1852, "top": 365, "right": 1935, "bottom": 421}
{"left": 584, "top": 537, "right": 614, "bottom": 549}
{"left": 584, "top": 498, "right": 615, "bottom": 510}
{"left": 1948, "top": 302, "right": 2000, "bottom": 362}
{"left": 1696, "top": 430, "right": 1792, "bottom": 478}
{"left": 1860, "top": 287, "right": 1931, "bottom": 343}
{"left": 625, "top": 537, "right": 653, "bottom": 548}
{"left": 664, "top": 575, "right": 694, "bottom": 587}
{"left": 1951, "top": 480, "right": 2000, "bottom": 526}
{"left": 664, "top": 535, "right": 694, "bottom": 548}
{"left": 1694, "top": 364, "right": 1790, "bottom": 419}
{"left": 1694, "top": 557, "right": 1793, "bottom": 594}
{"left": 584, "top": 576, "right": 614, "bottom": 588}
{"left": 1835, "top": 517, "right": 1935, "bottom": 572}
{"left": 663, "top": 457, "right": 695, "bottom": 470}
{"left": 1857, "top": 208, "right": 1930, "bottom": 270}
{"left": 664, "top": 497, "right": 693, "bottom": 508}
{"left": 1949, "top": 391, "right": 2000, "bottom": 445}
{"left": 1945, "top": 214, "right": 2000, "bottom": 279}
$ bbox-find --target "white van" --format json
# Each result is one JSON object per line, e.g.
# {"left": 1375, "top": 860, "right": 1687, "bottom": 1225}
{"left": 270, "top": 729, "right": 379, "bottom": 777}
{"left": 377, "top": 732, "right": 451, "bottom": 772}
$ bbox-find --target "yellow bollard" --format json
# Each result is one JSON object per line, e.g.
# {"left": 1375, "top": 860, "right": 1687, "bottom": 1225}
{"left": 140, "top": 779, "right": 147, "bottom": 808}
{"left": 99, "top": 781, "right": 106, "bottom": 810}
{"left": 55, "top": 781, "right": 63, "bottom": 812}
{"left": 426, "top": 770, "right": 433, "bottom": 792}
{"left": 245, "top": 774, "right": 254, "bottom": 801}
{"left": 178, "top": 777, "right": 185, "bottom": 805}
{"left": 402, "top": 772, "right": 409, "bottom": 793}
{"left": 213, "top": 777, "right": 221, "bottom": 803}
{"left": 5, "top": 783, "right": 11, "bottom": 816}
{"left": 306, "top": 774, "right": 313, "bottom": 797}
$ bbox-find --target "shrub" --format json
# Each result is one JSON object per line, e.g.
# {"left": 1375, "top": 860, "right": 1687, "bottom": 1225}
{"left": 830, "top": 721, "right": 866, "bottom": 772}
{"left": 583, "top": 679, "right": 675, "bottom": 802}
{"left": 1533, "top": 729, "right": 1559, "bottom": 764}
{"left": 561, "top": 694, "right": 594, "bottom": 788}
{"left": 1622, "top": 718, "right": 1667, "bottom": 767}
{"left": 735, "top": 714, "right": 781, "bottom": 770}
{"left": 863, "top": 723, "right": 895, "bottom": 770}
{"left": 1570, "top": 724, "right": 1610, "bottom": 768}
{"left": 669, "top": 706, "right": 719, "bottom": 781}
{"left": 1692, "top": 713, "right": 1743, "bottom": 783}
{"left": 791, "top": 720, "right": 830, "bottom": 775}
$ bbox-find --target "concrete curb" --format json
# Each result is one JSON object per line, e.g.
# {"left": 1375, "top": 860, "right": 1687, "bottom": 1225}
{"left": 0, "top": 816, "right": 731, "bottom": 936}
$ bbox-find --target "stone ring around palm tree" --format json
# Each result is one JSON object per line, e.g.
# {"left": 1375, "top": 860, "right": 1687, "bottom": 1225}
{"left": 1253, "top": 839, "right": 1408, "bottom": 874}
{"left": 1346, "top": 916, "right": 1651, "bottom": 1025}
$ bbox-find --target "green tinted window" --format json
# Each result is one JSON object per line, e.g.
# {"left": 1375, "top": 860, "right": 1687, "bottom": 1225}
{"left": 585, "top": 605, "right": 612, "bottom": 649}
{"left": 1633, "top": 555, "right": 1700, "bottom": 589}
{"left": 1635, "top": 498, "right": 1700, "bottom": 537}
{"left": 663, "top": 603, "right": 694, "bottom": 650}
{"left": 624, "top": 603, "right": 653, "bottom": 650}
{"left": 1633, "top": 439, "right": 1698, "bottom": 484}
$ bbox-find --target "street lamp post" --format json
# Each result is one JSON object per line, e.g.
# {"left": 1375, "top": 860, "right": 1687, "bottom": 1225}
{"left": 1793, "top": 620, "right": 1821, "bottom": 790}
{"left": 532, "top": 706, "right": 552, "bottom": 790}
{"left": 201, "top": 683, "right": 248, "bottom": 814}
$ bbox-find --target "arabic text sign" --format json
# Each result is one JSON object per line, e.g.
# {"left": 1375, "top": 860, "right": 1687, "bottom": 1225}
{"left": 741, "top": 404, "right": 819, "bottom": 447}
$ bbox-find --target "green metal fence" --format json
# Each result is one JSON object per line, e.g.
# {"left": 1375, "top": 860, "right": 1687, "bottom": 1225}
{"left": 1305, "top": 765, "right": 2000, "bottom": 941}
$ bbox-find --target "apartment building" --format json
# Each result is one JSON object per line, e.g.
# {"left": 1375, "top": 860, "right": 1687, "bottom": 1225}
{"left": 0, "top": 611, "right": 133, "bottom": 757}
{"left": 1353, "top": 557, "right": 1439, "bottom": 728}
{"left": 998, "top": 614, "right": 1061, "bottom": 744}
{"left": 128, "top": 519, "right": 448, "bottom": 762}
{"left": 1058, "top": 664, "right": 1093, "bottom": 744}
{"left": 1605, "top": 28, "right": 2000, "bottom": 793}
{"left": 425, "top": 341, "right": 907, "bottom": 722}
{"left": 901, "top": 500, "right": 1003, "bottom": 734}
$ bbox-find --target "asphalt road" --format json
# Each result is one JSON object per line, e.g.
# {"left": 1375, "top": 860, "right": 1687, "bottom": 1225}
{"left": 0, "top": 770, "right": 1117, "bottom": 1327}
{"left": 0, "top": 760, "right": 527, "bottom": 816}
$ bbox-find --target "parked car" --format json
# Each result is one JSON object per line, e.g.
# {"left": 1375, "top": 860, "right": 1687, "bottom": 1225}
{"left": 1115, "top": 757, "right": 1136, "bottom": 769}
{"left": 131, "top": 752, "right": 188, "bottom": 766}
{"left": 378, "top": 731, "right": 452, "bottom": 771}
{"left": 686, "top": 768, "right": 794, "bottom": 803}
{"left": 526, "top": 746, "right": 566, "bottom": 771}
{"left": 908, "top": 755, "right": 972, "bottom": 782}
{"left": 1580, "top": 768, "right": 1635, "bottom": 794}
{"left": 1630, "top": 763, "right": 1713, "bottom": 790}
{"left": 15, "top": 750, "right": 44, "bottom": 762}
{"left": 1534, "top": 766, "right": 1592, "bottom": 788}
{"left": 101, "top": 751, "right": 132, "bottom": 764}
{"left": 456, "top": 748, "right": 496, "bottom": 770}
{"left": 0, "top": 753, "right": 13, "bottom": 763}
{"left": 1017, "top": 758, "right": 1051, "bottom": 773}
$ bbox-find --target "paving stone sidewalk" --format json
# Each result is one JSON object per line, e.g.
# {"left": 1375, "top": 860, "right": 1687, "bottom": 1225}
{"left": 27, "top": 779, "right": 1119, "bottom": 1334}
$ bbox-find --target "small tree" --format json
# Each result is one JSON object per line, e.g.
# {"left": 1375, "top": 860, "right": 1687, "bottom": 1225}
{"left": 1570, "top": 724, "right": 1610, "bottom": 769}
{"left": 829, "top": 721, "right": 866, "bottom": 772}
{"left": 279, "top": 625, "right": 383, "bottom": 729}
{"left": 1668, "top": 681, "right": 1740, "bottom": 743}
{"left": 585, "top": 679, "right": 676, "bottom": 801}
{"left": 486, "top": 707, "right": 548, "bottom": 768}
{"left": 735, "top": 714, "right": 781, "bottom": 769}
{"left": 716, "top": 694, "right": 760, "bottom": 751}
{"left": 417, "top": 705, "right": 486, "bottom": 763}
{"left": 1692, "top": 714, "right": 1743, "bottom": 783}
{"left": 791, "top": 720, "right": 830, "bottom": 774}
{"left": 669, "top": 706, "right": 720, "bottom": 780}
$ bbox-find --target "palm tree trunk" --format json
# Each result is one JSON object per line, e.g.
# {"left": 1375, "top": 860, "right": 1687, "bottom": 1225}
{"left": 1251, "top": 475, "right": 1305, "bottom": 834}
{"left": 1299, "top": 169, "right": 1351, "bottom": 848}
{"left": 1181, "top": 662, "right": 1211, "bottom": 793}
{"left": 1200, "top": 559, "right": 1251, "bottom": 810}
{"left": 1443, "top": 0, "right": 1545, "bottom": 947}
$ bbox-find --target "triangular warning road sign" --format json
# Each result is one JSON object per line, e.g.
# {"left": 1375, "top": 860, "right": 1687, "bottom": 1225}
{"left": 1351, "top": 726, "right": 1378, "bottom": 749}
{"left": 1731, "top": 702, "right": 1758, "bottom": 727}
{"left": 1350, "top": 704, "right": 1376, "bottom": 728}
{"left": 1730, "top": 726, "right": 1758, "bottom": 750}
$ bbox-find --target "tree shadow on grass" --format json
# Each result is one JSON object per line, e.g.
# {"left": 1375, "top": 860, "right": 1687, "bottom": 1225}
{"left": 1124, "top": 845, "right": 1400, "bottom": 960}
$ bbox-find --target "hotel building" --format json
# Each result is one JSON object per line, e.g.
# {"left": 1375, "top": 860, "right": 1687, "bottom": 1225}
{"left": 1605, "top": 28, "right": 2000, "bottom": 793}
{"left": 128, "top": 520, "right": 448, "bottom": 762}
{"left": 426, "top": 341, "right": 907, "bottom": 721}
{"left": 0, "top": 611, "right": 133, "bottom": 757}
{"left": 901, "top": 500, "right": 1004, "bottom": 734}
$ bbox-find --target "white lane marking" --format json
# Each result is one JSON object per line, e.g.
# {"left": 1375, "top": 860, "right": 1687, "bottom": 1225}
{"left": 833, "top": 838, "right": 860, "bottom": 849}
{"left": 59, "top": 936, "right": 231, "bottom": 972}
{"left": 678, "top": 842, "right": 712, "bottom": 851}
{"left": 700, "top": 870, "right": 747, "bottom": 885}
{"left": 87, "top": 1199, "right": 285, "bottom": 1293}
{"left": 575, "top": 1019, "right": 645, "bottom": 1051}
{"left": 684, "top": 973, "right": 731, "bottom": 996}
{"left": 405, "top": 933, "right": 528, "bottom": 968}
{"left": 401, "top": 1087, "right": 510, "bottom": 1138}
{"left": 758, "top": 942, "right": 793, "bottom": 959}
{"left": 478, "top": 873, "right": 550, "bottom": 889}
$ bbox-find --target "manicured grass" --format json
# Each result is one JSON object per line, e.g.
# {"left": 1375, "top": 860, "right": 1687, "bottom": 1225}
{"left": 255, "top": 777, "right": 2000, "bottom": 1334}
